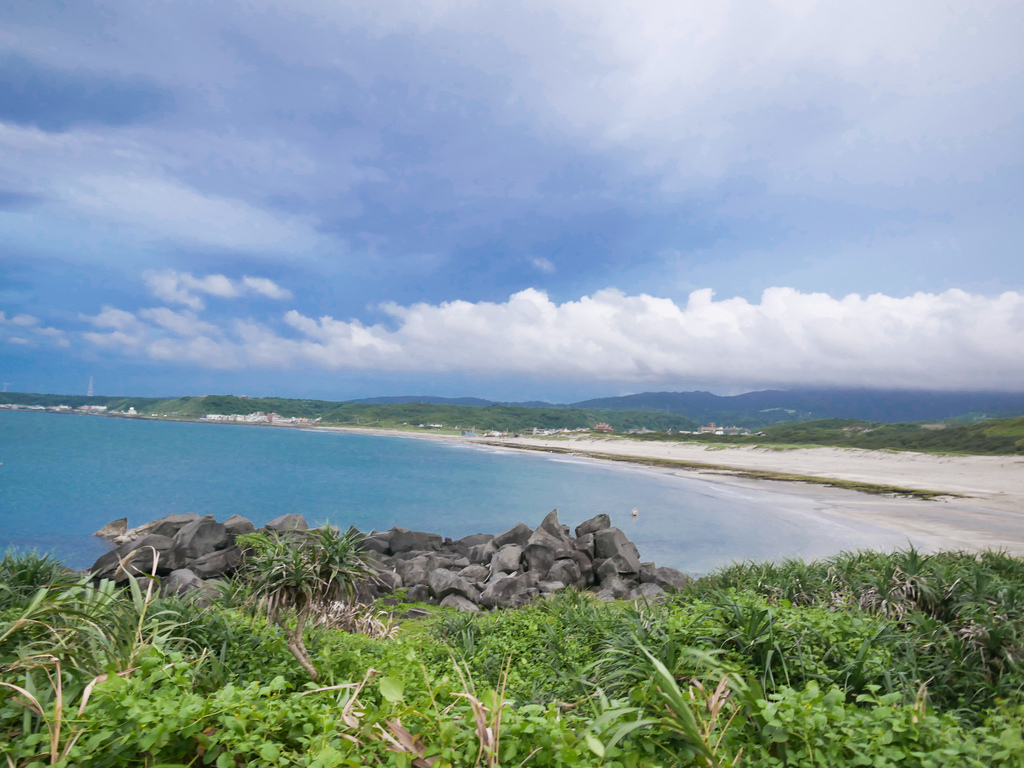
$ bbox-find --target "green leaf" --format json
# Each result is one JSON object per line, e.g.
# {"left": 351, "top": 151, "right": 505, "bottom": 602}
{"left": 585, "top": 734, "right": 605, "bottom": 758}
{"left": 260, "top": 743, "right": 281, "bottom": 762}
{"left": 379, "top": 676, "right": 405, "bottom": 703}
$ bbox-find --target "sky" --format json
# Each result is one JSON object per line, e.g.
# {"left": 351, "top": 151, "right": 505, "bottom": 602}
{"left": 1, "top": 0, "right": 1023, "bottom": 401}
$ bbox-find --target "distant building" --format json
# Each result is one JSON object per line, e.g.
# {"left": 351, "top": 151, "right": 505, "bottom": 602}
{"left": 593, "top": 423, "right": 614, "bottom": 433}
{"left": 698, "top": 423, "right": 718, "bottom": 434}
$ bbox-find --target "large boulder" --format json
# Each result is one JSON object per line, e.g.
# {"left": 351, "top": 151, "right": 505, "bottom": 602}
{"left": 468, "top": 540, "right": 497, "bottom": 565}
{"left": 651, "top": 566, "right": 692, "bottom": 593}
{"left": 189, "top": 547, "right": 242, "bottom": 580}
{"left": 458, "top": 564, "right": 490, "bottom": 584}
{"left": 162, "top": 569, "right": 204, "bottom": 597}
{"left": 223, "top": 515, "right": 255, "bottom": 537}
{"left": 359, "top": 537, "right": 391, "bottom": 555}
{"left": 574, "top": 533, "right": 596, "bottom": 558}
{"left": 406, "top": 584, "right": 432, "bottom": 603}
{"left": 428, "top": 570, "right": 481, "bottom": 604}
{"left": 595, "top": 575, "right": 630, "bottom": 601}
{"left": 548, "top": 558, "right": 582, "bottom": 588}
{"left": 395, "top": 555, "right": 437, "bottom": 587}
{"left": 479, "top": 573, "right": 535, "bottom": 609}
{"left": 390, "top": 527, "right": 443, "bottom": 554}
{"left": 265, "top": 514, "right": 308, "bottom": 534}
{"left": 440, "top": 594, "right": 480, "bottom": 612}
{"left": 112, "top": 534, "right": 178, "bottom": 579}
{"left": 595, "top": 558, "right": 620, "bottom": 585}
{"left": 492, "top": 522, "right": 532, "bottom": 549}
{"left": 575, "top": 513, "right": 611, "bottom": 538}
{"left": 375, "top": 570, "right": 403, "bottom": 593}
{"left": 527, "top": 510, "right": 573, "bottom": 550}
{"left": 172, "top": 516, "right": 229, "bottom": 564}
{"left": 567, "top": 550, "right": 595, "bottom": 587}
{"left": 454, "top": 533, "right": 494, "bottom": 552}
{"left": 491, "top": 545, "right": 523, "bottom": 575}
{"left": 593, "top": 528, "right": 641, "bottom": 573}
{"left": 521, "top": 543, "right": 557, "bottom": 577}
{"left": 93, "top": 518, "right": 127, "bottom": 541}
{"left": 630, "top": 583, "right": 667, "bottom": 601}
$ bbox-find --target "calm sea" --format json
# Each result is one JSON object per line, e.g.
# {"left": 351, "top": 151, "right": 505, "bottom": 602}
{"left": 0, "top": 411, "right": 913, "bottom": 573}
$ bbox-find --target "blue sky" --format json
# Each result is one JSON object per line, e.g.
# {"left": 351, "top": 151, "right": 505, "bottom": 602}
{"left": 1, "top": 0, "right": 1023, "bottom": 401}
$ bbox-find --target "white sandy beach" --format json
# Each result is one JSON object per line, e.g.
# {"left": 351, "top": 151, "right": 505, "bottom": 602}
{"left": 321, "top": 426, "right": 1024, "bottom": 556}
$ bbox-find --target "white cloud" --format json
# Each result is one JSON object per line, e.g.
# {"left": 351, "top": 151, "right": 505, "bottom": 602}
{"left": 142, "top": 270, "right": 291, "bottom": 310}
{"left": 76, "top": 286, "right": 1024, "bottom": 390}
{"left": 529, "top": 256, "right": 556, "bottom": 274}
{"left": 10, "top": 314, "right": 38, "bottom": 326}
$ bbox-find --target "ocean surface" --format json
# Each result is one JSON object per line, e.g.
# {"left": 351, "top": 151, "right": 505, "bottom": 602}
{"left": 0, "top": 411, "right": 915, "bottom": 573}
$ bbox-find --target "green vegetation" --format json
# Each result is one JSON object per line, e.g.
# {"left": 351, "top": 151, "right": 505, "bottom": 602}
{"left": 632, "top": 417, "right": 1024, "bottom": 455}
{"left": 4, "top": 544, "right": 1024, "bottom": 766}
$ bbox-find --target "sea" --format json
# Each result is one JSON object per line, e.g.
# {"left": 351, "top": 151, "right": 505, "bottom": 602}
{"left": 0, "top": 410, "right": 915, "bottom": 574}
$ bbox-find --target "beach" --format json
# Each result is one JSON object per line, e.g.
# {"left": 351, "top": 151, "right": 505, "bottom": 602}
{"left": 321, "top": 426, "right": 1024, "bottom": 556}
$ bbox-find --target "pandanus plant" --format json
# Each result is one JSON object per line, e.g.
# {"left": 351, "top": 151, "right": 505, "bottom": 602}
{"left": 237, "top": 526, "right": 375, "bottom": 680}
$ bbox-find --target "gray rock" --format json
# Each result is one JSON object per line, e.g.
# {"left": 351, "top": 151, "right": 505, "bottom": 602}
{"left": 265, "top": 514, "right": 308, "bottom": 533}
{"left": 375, "top": 570, "right": 403, "bottom": 593}
{"left": 639, "top": 562, "right": 658, "bottom": 584}
{"left": 527, "top": 510, "right": 573, "bottom": 549}
{"left": 538, "top": 581, "right": 566, "bottom": 594}
{"left": 94, "top": 518, "right": 127, "bottom": 541}
{"left": 440, "top": 594, "right": 480, "bottom": 612}
{"left": 596, "top": 575, "right": 630, "bottom": 600}
{"left": 223, "top": 515, "right": 255, "bottom": 537}
{"left": 456, "top": 533, "right": 495, "bottom": 549}
{"left": 548, "top": 558, "right": 582, "bottom": 588}
{"left": 492, "top": 522, "right": 532, "bottom": 549}
{"left": 406, "top": 584, "right": 432, "bottom": 603}
{"left": 574, "top": 533, "right": 596, "bottom": 558}
{"left": 162, "top": 569, "right": 204, "bottom": 597}
{"left": 360, "top": 537, "right": 391, "bottom": 555}
{"left": 491, "top": 545, "right": 523, "bottom": 574}
{"left": 652, "top": 566, "right": 692, "bottom": 593}
{"left": 459, "top": 564, "right": 490, "bottom": 584}
{"left": 479, "top": 573, "right": 535, "bottom": 609}
{"left": 593, "top": 528, "right": 641, "bottom": 572}
{"left": 630, "top": 583, "right": 667, "bottom": 601}
{"left": 189, "top": 547, "right": 242, "bottom": 579}
{"left": 595, "top": 558, "right": 620, "bottom": 585}
{"left": 428, "top": 569, "right": 481, "bottom": 604}
{"left": 521, "top": 543, "right": 556, "bottom": 577}
{"left": 575, "top": 513, "right": 611, "bottom": 538}
{"left": 468, "top": 540, "right": 498, "bottom": 564}
{"left": 607, "top": 553, "right": 640, "bottom": 577}
{"left": 567, "top": 550, "right": 595, "bottom": 586}
{"left": 172, "top": 516, "right": 229, "bottom": 564}
{"left": 390, "top": 527, "right": 443, "bottom": 554}
{"left": 370, "top": 529, "right": 394, "bottom": 542}
{"left": 395, "top": 555, "right": 437, "bottom": 587}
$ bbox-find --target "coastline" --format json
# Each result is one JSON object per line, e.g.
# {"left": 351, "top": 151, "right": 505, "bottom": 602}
{"left": 317, "top": 425, "right": 1024, "bottom": 557}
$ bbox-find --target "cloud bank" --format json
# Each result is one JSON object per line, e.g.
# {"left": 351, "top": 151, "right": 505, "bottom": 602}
{"left": 77, "top": 283, "right": 1024, "bottom": 391}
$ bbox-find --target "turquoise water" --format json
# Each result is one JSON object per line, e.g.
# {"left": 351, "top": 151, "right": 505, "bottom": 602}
{"left": 0, "top": 411, "right": 911, "bottom": 573}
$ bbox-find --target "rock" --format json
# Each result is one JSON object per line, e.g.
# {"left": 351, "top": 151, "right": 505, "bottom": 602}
{"left": 116, "top": 534, "right": 178, "bottom": 579}
{"left": 370, "top": 529, "right": 394, "bottom": 542}
{"left": 493, "top": 522, "right": 532, "bottom": 549}
{"left": 189, "top": 547, "right": 242, "bottom": 579}
{"left": 451, "top": 556, "right": 471, "bottom": 569}
{"left": 94, "top": 518, "right": 127, "bottom": 541}
{"left": 352, "top": 579, "right": 381, "bottom": 604}
{"left": 607, "top": 553, "right": 640, "bottom": 577}
{"left": 479, "top": 573, "right": 535, "bottom": 609}
{"left": 223, "top": 515, "right": 255, "bottom": 537}
{"left": 527, "top": 510, "right": 573, "bottom": 549}
{"left": 593, "top": 528, "right": 641, "bottom": 573}
{"left": 538, "top": 581, "right": 566, "bottom": 594}
{"left": 548, "top": 559, "right": 582, "bottom": 588}
{"left": 359, "top": 537, "right": 391, "bottom": 555}
{"left": 428, "top": 570, "right": 481, "bottom": 604}
{"left": 468, "top": 540, "right": 498, "bottom": 565}
{"left": 459, "top": 564, "right": 490, "bottom": 584}
{"left": 395, "top": 555, "right": 437, "bottom": 587}
{"left": 491, "top": 545, "right": 523, "bottom": 574}
{"left": 639, "top": 562, "right": 658, "bottom": 584}
{"left": 574, "top": 533, "right": 596, "bottom": 558}
{"left": 172, "top": 516, "right": 229, "bottom": 563}
{"left": 375, "top": 570, "right": 403, "bottom": 593}
{"left": 162, "top": 569, "right": 204, "bottom": 597}
{"left": 629, "top": 583, "right": 667, "bottom": 601}
{"left": 265, "top": 514, "right": 308, "bottom": 533}
{"left": 456, "top": 533, "right": 495, "bottom": 550}
{"left": 595, "top": 558, "right": 619, "bottom": 585}
{"left": 596, "top": 575, "right": 630, "bottom": 600}
{"left": 390, "top": 527, "right": 443, "bottom": 554}
{"left": 651, "top": 566, "right": 692, "bottom": 593}
{"left": 440, "top": 594, "right": 480, "bottom": 612}
{"left": 406, "top": 584, "right": 432, "bottom": 603}
{"left": 521, "top": 543, "right": 557, "bottom": 577}
{"left": 567, "top": 550, "right": 595, "bottom": 586}
{"left": 575, "top": 513, "right": 611, "bottom": 538}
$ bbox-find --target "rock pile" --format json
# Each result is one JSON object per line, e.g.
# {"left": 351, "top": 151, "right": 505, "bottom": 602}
{"left": 91, "top": 509, "right": 691, "bottom": 610}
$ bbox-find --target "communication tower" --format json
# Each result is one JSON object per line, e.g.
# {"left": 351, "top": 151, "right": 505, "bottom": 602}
{"left": 87, "top": 376, "right": 94, "bottom": 397}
